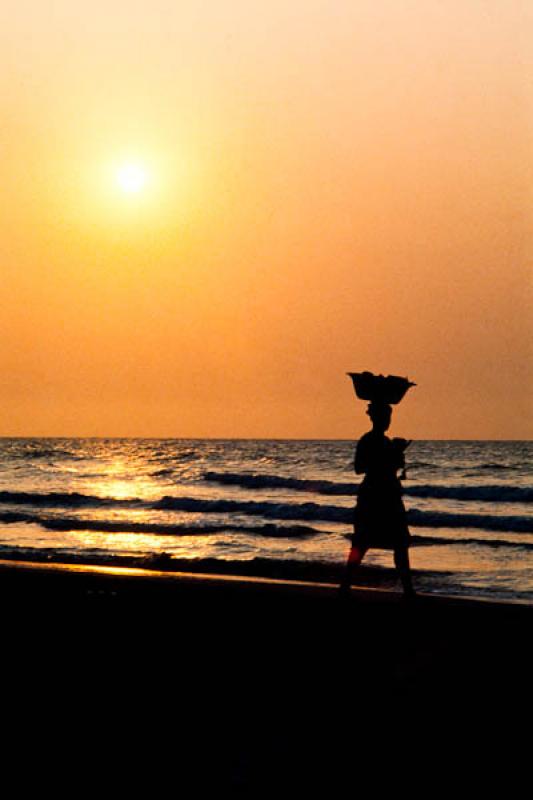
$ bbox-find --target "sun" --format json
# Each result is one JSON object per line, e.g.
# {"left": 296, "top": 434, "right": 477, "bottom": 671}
{"left": 116, "top": 162, "right": 147, "bottom": 194}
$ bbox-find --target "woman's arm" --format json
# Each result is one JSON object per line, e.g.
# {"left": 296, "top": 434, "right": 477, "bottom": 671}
{"left": 390, "top": 438, "right": 411, "bottom": 472}
{"left": 354, "top": 438, "right": 368, "bottom": 474}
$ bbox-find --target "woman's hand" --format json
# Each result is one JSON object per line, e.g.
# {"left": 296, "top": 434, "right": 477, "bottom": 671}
{"left": 392, "top": 437, "right": 412, "bottom": 451}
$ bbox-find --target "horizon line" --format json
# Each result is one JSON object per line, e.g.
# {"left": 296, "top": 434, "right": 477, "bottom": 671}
{"left": 0, "top": 435, "right": 530, "bottom": 443}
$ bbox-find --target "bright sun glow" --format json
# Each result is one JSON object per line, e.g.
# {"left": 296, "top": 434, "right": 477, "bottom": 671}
{"left": 116, "top": 163, "right": 147, "bottom": 193}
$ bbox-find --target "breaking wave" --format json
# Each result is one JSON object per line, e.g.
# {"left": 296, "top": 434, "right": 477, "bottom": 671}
{"left": 410, "top": 534, "right": 533, "bottom": 551}
{"left": 0, "top": 490, "right": 145, "bottom": 508}
{"left": 1, "top": 509, "right": 532, "bottom": 550}
{"left": 1, "top": 490, "right": 531, "bottom": 534}
{"left": 203, "top": 471, "right": 532, "bottom": 503}
{"left": 0, "top": 511, "right": 320, "bottom": 538}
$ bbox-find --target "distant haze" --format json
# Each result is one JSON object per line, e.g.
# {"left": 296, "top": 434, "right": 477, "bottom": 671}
{"left": 1, "top": 1, "right": 531, "bottom": 438}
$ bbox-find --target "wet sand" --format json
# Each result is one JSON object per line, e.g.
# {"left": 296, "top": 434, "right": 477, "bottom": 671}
{"left": 1, "top": 559, "right": 530, "bottom": 791}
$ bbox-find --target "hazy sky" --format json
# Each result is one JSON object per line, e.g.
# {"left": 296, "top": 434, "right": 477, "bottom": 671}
{"left": 1, "top": 1, "right": 531, "bottom": 438}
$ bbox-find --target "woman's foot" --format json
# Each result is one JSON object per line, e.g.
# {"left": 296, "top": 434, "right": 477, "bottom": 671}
{"left": 338, "top": 581, "right": 351, "bottom": 599}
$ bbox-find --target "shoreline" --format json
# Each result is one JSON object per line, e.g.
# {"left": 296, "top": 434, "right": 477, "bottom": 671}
{"left": 0, "top": 547, "right": 530, "bottom": 606}
{"left": 0, "top": 555, "right": 530, "bottom": 609}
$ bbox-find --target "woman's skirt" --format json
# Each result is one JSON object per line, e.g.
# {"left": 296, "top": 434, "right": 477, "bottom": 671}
{"left": 351, "top": 483, "right": 411, "bottom": 551}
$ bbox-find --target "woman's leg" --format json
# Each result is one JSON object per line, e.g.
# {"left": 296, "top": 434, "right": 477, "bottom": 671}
{"left": 393, "top": 546, "right": 415, "bottom": 597}
{"left": 339, "top": 542, "right": 367, "bottom": 595}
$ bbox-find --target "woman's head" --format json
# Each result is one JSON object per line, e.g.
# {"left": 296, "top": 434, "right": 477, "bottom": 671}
{"left": 367, "top": 402, "right": 392, "bottom": 432}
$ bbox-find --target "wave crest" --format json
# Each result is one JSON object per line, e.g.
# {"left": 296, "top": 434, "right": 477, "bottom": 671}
{"left": 0, "top": 490, "right": 144, "bottom": 508}
{"left": 203, "top": 471, "right": 532, "bottom": 503}
{"left": 2, "top": 489, "right": 531, "bottom": 534}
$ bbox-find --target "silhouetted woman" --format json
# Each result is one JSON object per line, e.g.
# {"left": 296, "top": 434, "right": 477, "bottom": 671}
{"left": 340, "top": 401, "right": 415, "bottom": 598}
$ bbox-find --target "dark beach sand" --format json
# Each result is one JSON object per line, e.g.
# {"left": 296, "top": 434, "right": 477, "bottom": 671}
{"left": 1, "top": 558, "right": 530, "bottom": 791}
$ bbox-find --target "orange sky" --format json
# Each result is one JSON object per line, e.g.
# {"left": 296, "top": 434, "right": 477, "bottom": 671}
{"left": 1, "top": 1, "right": 531, "bottom": 438}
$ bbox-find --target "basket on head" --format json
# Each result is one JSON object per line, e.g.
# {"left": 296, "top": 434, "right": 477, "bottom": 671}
{"left": 347, "top": 371, "right": 416, "bottom": 405}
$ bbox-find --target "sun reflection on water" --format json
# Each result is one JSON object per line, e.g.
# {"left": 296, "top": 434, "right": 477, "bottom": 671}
{"left": 68, "top": 530, "right": 222, "bottom": 561}
{"left": 84, "top": 459, "right": 160, "bottom": 501}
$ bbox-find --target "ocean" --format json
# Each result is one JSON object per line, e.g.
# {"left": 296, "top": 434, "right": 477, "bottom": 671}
{"left": 0, "top": 438, "right": 531, "bottom": 603}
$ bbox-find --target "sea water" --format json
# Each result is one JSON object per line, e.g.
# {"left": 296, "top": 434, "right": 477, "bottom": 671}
{"left": 0, "top": 438, "right": 531, "bottom": 603}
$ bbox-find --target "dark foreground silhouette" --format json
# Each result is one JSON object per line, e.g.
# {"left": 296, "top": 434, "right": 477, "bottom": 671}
{"left": 340, "top": 400, "right": 415, "bottom": 597}
{"left": 0, "top": 559, "right": 529, "bottom": 793}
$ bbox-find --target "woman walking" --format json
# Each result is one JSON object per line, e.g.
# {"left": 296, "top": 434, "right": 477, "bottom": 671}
{"left": 339, "top": 399, "right": 416, "bottom": 598}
